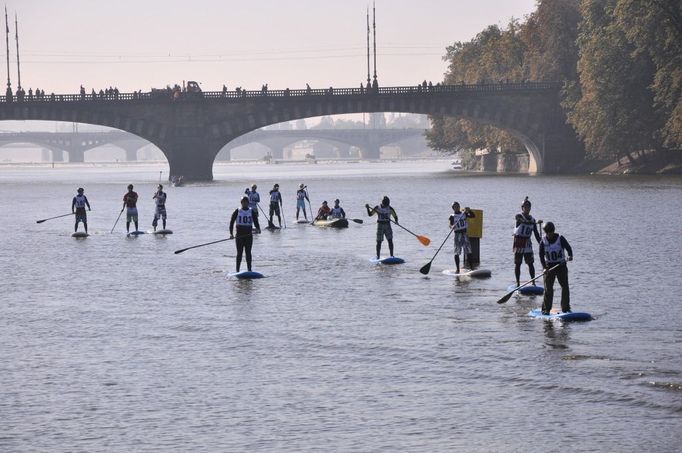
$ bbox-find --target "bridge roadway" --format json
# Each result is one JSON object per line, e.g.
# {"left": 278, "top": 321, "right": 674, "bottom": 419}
{"left": 0, "top": 82, "right": 583, "bottom": 181}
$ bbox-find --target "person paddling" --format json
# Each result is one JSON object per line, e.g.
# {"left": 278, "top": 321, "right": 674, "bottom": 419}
{"left": 329, "top": 199, "right": 346, "bottom": 219}
{"left": 123, "top": 184, "right": 139, "bottom": 233}
{"left": 248, "top": 184, "right": 260, "bottom": 222}
{"left": 315, "top": 200, "right": 331, "bottom": 220}
{"left": 366, "top": 196, "right": 398, "bottom": 259}
{"left": 229, "top": 196, "right": 261, "bottom": 272}
{"left": 71, "top": 187, "right": 91, "bottom": 233}
{"left": 539, "top": 222, "right": 573, "bottom": 315}
{"left": 296, "top": 183, "right": 310, "bottom": 221}
{"left": 513, "top": 196, "right": 542, "bottom": 286}
{"left": 450, "top": 201, "right": 475, "bottom": 273}
{"left": 268, "top": 183, "right": 283, "bottom": 228}
{"left": 152, "top": 184, "right": 168, "bottom": 231}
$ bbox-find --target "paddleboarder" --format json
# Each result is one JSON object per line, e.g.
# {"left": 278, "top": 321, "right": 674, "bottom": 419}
{"left": 71, "top": 187, "right": 91, "bottom": 233}
{"left": 539, "top": 222, "right": 573, "bottom": 315}
{"left": 229, "top": 196, "right": 261, "bottom": 272}
{"left": 268, "top": 183, "right": 283, "bottom": 228}
{"left": 366, "top": 196, "right": 398, "bottom": 259}
{"left": 152, "top": 184, "right": 168, "bottom": 231}
{"left": 329, "top": 199, "right": 346, "bottom": 219}
{"left": 122, "top": 184, "right": 139, "bottom": 233}
{"left": 513, "top": 196, "right": 542, "bottom": 287}
{"left": 315, "top": 201, "right": 331, "bottom": 220}
{"left": 449, "top": 201, "right": 475, "bottom": 274}
{"left": 296, "top": 184, "right": 310, "bottom": 221}
{"left": 248, "top": 184, "right": 260, "bottom": 221}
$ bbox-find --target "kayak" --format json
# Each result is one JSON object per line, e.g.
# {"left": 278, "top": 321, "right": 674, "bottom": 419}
{"left": 312, "top": 218, "right": 349, "bottom": 228}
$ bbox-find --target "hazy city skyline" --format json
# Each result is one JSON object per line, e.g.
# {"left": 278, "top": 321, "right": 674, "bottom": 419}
{"left": 5, "top": 0, "right": 536, "bottom": 94}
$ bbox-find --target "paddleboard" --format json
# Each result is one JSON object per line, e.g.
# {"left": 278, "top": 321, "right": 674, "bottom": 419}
{"left": 71, "top": 231, "right": 89, "bottom": 238}
{"left": 507, "top": 284, "right": 544, "bottom": 295}
{"left": 127, "top": 230, "right": 146, "bottom": 237}
{"left": 528, "top": 309, "right": 591, "bottom": 321}
{"left": 151, "top": 229, "right": 173, "bottom": 235}
{"left": 370, "top": 256, "right": 405, "bottom": 265}
{"left": 443, "top": 268, "right": 492, "bottom": 278}
{"left": 265, "top": 225, "right": 281, "bottom": 231}
{"left": 296, "top": 219, "right": 310, "bottom": 224}
{"left": 227, "top": 271, "right": 264, "bottom": 280}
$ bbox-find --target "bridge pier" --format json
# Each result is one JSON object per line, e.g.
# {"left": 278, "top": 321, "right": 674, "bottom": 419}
{"left": 68, "top": 149, "right": 85, "bottom": 163}
{"left": 52, "top": 149, "right": 64, "bottom": 162}
{"left": 161, "top": 138, "right": 221, "bottom": 181}
{"left": 360, "top": 143, "right": 381, "bottom": 160}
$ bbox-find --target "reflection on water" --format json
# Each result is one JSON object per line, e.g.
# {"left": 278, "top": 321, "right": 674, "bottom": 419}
{"left": 1, "top": 162, "right": 681, "bottom": 452}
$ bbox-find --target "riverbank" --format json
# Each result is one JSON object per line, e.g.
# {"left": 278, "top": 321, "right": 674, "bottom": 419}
{"left": 594, "top": 149, "right": 682, "bottom": 175}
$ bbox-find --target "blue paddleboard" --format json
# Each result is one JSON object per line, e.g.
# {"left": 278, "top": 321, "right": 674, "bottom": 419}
{"left": 228, "top": 271, "right": 264, "bottom": 280}
{"left": 508, "top": 284, "right": 544, "bottom": 295}
{"left": 370, "top": 257, "right": 405, "bottom": 265}
{"left": 528, "top": 309, "right": 591, "bottom": 321}
{"left": 127, "top": 230, "right": 146, "bottom": 237}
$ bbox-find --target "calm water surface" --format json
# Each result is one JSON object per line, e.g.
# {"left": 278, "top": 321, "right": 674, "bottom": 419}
{"left": 1, "top": 161, "right": 681, "bottom": 452}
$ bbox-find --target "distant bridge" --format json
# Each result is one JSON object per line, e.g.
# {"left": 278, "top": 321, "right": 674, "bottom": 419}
{"left": 0, "top": 82, "right": 583, "bottom": 180}
{"left": 221, "top": 127, "right": 427, "bottom": 159}
{"left": 0, "top": 130, "right": 148, "bottom": 162}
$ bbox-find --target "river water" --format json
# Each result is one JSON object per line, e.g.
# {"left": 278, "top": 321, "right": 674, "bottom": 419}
{"left": 1, "top": 161, "right": 681, "bottom": 452}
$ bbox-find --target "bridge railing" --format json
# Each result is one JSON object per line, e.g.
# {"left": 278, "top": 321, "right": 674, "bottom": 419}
{"left": 0, "top": 81, "right": 561, "bottom": 104}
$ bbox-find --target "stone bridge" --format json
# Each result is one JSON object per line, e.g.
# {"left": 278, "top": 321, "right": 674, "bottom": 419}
{"left": 0, "top": 82, "right": 583, "bottom": 180}
{"left": 220, "top": 127, "right": 427, "bottom": 160}
{"left": 0, "top": 130, "right": 148, "bottom": 162}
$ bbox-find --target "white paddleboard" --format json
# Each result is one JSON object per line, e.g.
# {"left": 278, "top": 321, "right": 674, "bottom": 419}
{"left": 442, "top": 268, "right": 492, "bottom": 278}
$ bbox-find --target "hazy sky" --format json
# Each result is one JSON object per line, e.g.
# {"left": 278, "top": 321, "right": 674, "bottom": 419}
{"left": 5, "top": 0, "right": 537, "bottom": 94}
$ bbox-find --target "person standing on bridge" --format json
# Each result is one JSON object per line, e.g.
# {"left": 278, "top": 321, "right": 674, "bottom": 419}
{"left": 450, "top": 201, "right": 475, "bottom": 274}
{"left": 71, "top": 187, "right": 91, "bottom": 234}
{"left": 122, "top": 184, "right": 139, "bottom": 233}
{"left": 296, "top": 184, "right": 310, "bottom": 221}
{"left": 229, "top": 196, "right": 261, "bottom": 273}
{"left": 152, "top": 184, "right": 168, "bottom": 231}
{"left": 268, "top": 184, "right": 283, "bottom": 228}
{"left": 513, "top": 196, "right": 542, "bottom": 287}
{"left": 366, "top": 196, "right": 398, "bottom": 259}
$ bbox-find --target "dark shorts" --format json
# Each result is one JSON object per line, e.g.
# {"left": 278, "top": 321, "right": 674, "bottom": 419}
{"left": 514, "top": 252, "right": 534, "bottom": 265}
{"left": 269, "top": 203, "right": 280, "bottom": 216}
{"left": 376, "top": 222, "right": 392, "bottom": 242}
{"left": 75, "top": 209, "right": 87, "bottom": 223}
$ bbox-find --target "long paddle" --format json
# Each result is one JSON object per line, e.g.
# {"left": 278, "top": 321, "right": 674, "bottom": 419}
{"left": 280, "top": 199, "right": 287, "bottom": 229}
{"left": 110, "top": 208, "right": 124, "bottom": 233}
{"left": 36, "top": 212, "right": 74, "bottom": 224}
{"left": 390, "top": 219, "right": 430, "bottom": 246}
{"left": 419, "top": 213, "right": 464, "bottom": 275}
{"left": 174, "top": 237, "right": 234, "bottom": 254}
{"left": 257, "top": 203, "right": 276, "bottom": 229}
{"left": 496, "top": 262, "right": 562, "bottom": 304}
{"left": 305, "top": 186, "right": 314, "bottom": 223}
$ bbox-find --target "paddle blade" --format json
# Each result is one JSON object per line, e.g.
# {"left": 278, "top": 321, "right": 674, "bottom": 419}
{"left": 174, "top": 249, "right": 188, "bottom": 255}
{"left": 419, "top": 261, "right": 432, "bottom": 275}
{"left": 496, "top": 291, "right": 515, "bottom": 304}
{"left": 417, "top": 235, "right": 431, "bottom": 246}
{"left": 36, "top": 219, "right": 46, "bottom": 224}
{"left": 351, "top": 218, "right": 364, "bottom": 224}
